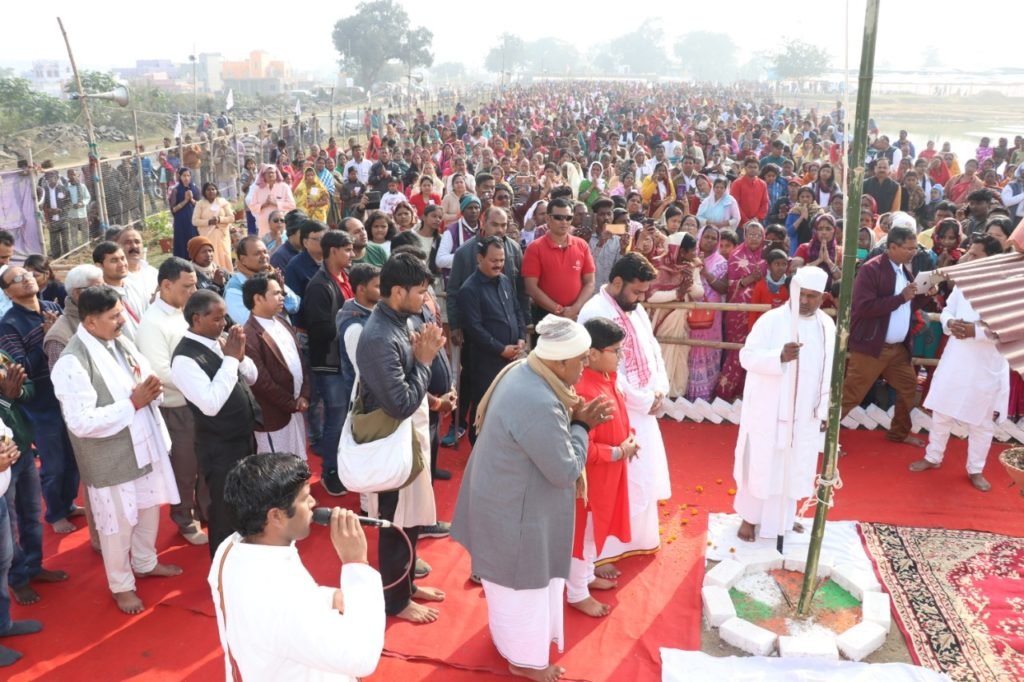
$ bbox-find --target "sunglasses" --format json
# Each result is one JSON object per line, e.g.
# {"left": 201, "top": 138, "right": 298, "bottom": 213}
{"left": 5, "top": 274, "right": 31, "bottom": 285}
{"left": 549, "top": 214, "right": 572, "bottom": 222}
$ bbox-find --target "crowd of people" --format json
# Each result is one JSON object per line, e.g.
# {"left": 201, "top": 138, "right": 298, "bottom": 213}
{"left": 0, "top": 80, "right": 1022, "bottom": 679}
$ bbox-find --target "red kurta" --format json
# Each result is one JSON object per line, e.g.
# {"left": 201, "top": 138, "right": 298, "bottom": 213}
{"left": 573, "top": 368, "right": 632, "bottom": 559}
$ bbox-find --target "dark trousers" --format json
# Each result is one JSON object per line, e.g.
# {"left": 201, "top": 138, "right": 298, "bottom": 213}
{"left": 5, "top": 451, "right": 43, "bottom": 588}
{"left": 841, "top": 344, "right": 918, "bottom": 441}
{"left": 28, "top": 407, "right": 79, "bottom": 524}
{"left": 161, "top": 405, "right": 209, "bottom": 534}
{"left": 377, "top": 489, "right": 421, "bottom": 615}
{"left": 429, "top": 410, "right": 440, "bottom": 476}
{"left": 199, "top": 436, "right": 253, "bottom": 559}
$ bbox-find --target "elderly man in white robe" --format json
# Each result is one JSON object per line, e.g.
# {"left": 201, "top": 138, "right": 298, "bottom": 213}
{"left": 909, "top": 237, "right": 1009, "bottom": 492}
{"left": 578, "top": 252, "right": 670, "bottom": 580}
{"left": 451, "top": 316, "right": 611, "bottom": 682}
{"left": 733, "top": 267, "right": 835, "bottom": 542}
{"left": 52, "top": 286, "right": 181, "bottom": 615}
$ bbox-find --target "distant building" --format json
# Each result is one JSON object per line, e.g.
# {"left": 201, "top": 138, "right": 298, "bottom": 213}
{"left": 26, "top": 60, "right": 72, "bottom": 97}
{"left": 198, "top": 53, "right": 223, "bottom": 93}
{"left": 222, "top": 51, "right": 291, "bottom": 95}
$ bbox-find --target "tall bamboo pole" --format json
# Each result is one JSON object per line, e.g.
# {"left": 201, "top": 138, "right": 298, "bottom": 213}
{"left": 797, "top": 0, "right": 880, "bottom": 616}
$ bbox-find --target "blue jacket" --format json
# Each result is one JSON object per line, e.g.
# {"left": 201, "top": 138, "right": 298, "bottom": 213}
{"left": 0, "top": 301, "right": 62, "bottom": 415}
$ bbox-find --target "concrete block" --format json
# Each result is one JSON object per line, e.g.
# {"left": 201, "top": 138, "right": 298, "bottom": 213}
{"left": 783, "top": 551, "right": 833, "bottom": 578}
{"left": 862, "top": 592, "right": 891, "bottom": 633}
{"left": 999, "top": 418, "right": 1024, "bottom": 443}
{"left": 992, "top": 421, "right": 1011, "bottom": 442}
{"left": 851, "top": 406, "right": 879, "bottom": 430}
{"left": 743, "top": 548, "right": 784, "bottom": 574}
{"left": 719, "top": 617, "right": 777, "bottom": 656}
{"left": 701, "top": 585, "right": 736, "bottom": 627}
{"left": 703, "top": 558, "right": 745, "bottom": 590}
{"left": 693, "top": 398, "right": 723, "bottom": 424}
{"left": 910, "top": 408, "right": 932, "bottom": 434}
{"left": 712, "top": 398, "right": 740, "bottom": 424}
{"left": 831, "top": 564, "right": 881, "bottom": 601}
{"left": 836, "top": 621, "right": 887, "bottom": 661}
{"left": 841, "top": 414, "right": 861, "bottom": 430}
{"left": 778, "top": 632, "right": 839, "bottom": 661}
{"left": 678, "top": 399, "right": 702, "bottom": 422}
{"left": 866, "top": 404, "right": 892, "bottom": 430}
{"left": 664, "top": 398, "right": 686, "bottom": 422}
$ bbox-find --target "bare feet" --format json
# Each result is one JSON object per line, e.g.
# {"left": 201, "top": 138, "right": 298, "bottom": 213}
{"left": 792, "top": 522, "right": 805, "bottom": 534}
{"left": 569, "top": 596, "right": 611, "bottom": 617}
{"left": 11, "top": 585, "right": 39, "bottom": 606}
{"left": 908, "top": 459, "right": 940, "bottom": 472}
{"left": 135, "top": 563, "right": 183, "bottom": 578}
{"left": 594, "top": 563, "right": 621, "bottom": 580}
{"left": 509, "top": 663, "right": 565, "bottom": 682}
{"left": 395, "top": 601, "right": 439, "bottom": 624}
{"left": 51, "top": 519, "right": 77, "bottom": 534}
{"left": 413, "top": 585, "right": 446, "bottom": 602}
{"left": 31, "top": 569, "right": 68, "bottom": 584}
{"left": 113, "top": 591, "right": 144, "bottom": 615}
{"left": 900, "top": 435, "right": 926, "bottom": 447}
{"left": 588, "top": 577, "right": 617, "bottom": 591}
{"left": 737, "top": 520, "right": 756, "bottom": 542}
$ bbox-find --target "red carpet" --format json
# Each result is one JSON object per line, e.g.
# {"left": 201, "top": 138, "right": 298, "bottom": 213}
{"left": 4, "top": 421, "right": 1019, "bottom": 681}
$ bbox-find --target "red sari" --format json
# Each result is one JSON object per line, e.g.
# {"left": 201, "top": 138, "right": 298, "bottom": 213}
{"left": 716, "top": 242, "right": 767, "bottom": 401}
{"left": 573, "top": 368, "right": 632, "bottom": 559}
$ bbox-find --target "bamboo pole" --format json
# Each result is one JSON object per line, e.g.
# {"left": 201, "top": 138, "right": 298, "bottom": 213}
{"left": 797, "top": 0, "right": 881, "bottom": 617}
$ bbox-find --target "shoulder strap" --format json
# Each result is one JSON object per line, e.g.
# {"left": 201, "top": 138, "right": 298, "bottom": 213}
{"left": 217, "top": 542, "right": 244, "bottom": 682}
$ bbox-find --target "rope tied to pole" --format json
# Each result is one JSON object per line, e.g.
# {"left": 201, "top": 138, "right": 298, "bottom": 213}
{"left": 797, "top": 467, "right": 844, "bottom": 518}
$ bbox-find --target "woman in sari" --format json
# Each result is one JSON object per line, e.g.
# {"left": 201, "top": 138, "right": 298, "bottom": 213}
{"left": 945, "top": 158, "right": 984, "bottom": 205}
{"left": 292, "top": 166, "right": 330, "bottom": 223}
{"left": 686, "top": 225, "right": 728, "bottom": 401}
{"left": 785, "top": 185, "right": 823, "bottom": 254}
{"left": 697, "top": 177, "right": 740, "bottom": 231}
{"left": 168, "top": 167, "right": 200, "bottom": 259}
{"left": 191, "top": 182, "right": 235, "bottom": 272}
{"left": 794, "top": 214, "right": 842, "bottom": 289}
{"left": 248, "top": 164, "right": 297, "bottom": 237}
{"left": 715, "top": 221, "right": 767, "bottom": 401}
{"left": 647, "top": 232, "right": 705, "bottom": 398}
{"left": 811, "top": 163, "right": 840, "bottom": 207}
{"left": 640, "top": 162, "right": 676, "bottom": 219}
{"left": 577, "top": 162, "right": 606, "bottom": 209}
{"left": 442, "top": 173, "right": 467, "bottom": 224}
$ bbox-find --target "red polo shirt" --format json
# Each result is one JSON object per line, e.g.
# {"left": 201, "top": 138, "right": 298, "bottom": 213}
{"left": 521, "top": 234, "right": 596, "bottom": 307}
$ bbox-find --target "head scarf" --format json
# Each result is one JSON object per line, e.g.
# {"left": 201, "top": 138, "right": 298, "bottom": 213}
{"left": 187, "top": 235, "right": 214, "bottom": 261}
{"left": 256, "top": 163, "right": 285, "bottom": 189}
{"left": 791, "top": 265, "right": 828, "bottom": 293}
{"left": 649, "top": 232, "right": 696, "bottom": 296}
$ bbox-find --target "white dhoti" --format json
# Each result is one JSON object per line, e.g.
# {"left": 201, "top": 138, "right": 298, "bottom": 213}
{"left": 597, "top": 411, "right": 666, "bottom": 562}
{"left": 89, "top": 459, "right": 178, "bottom": 594}
{"left": 256, "top": 413, "right": 308, "bottom": 460}
{"left": 733, "top": 485, "right": 798, "bottom": 540}
{"left": 482, "top": 578, "right": 565, "bottom": 669}
{"left": 567, "top": 514, "right": 597, "bottom": 603}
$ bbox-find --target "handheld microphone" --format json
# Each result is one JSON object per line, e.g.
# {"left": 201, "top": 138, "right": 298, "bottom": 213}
{"left": 312, "top": 507, "right": 392, "bottom": 528}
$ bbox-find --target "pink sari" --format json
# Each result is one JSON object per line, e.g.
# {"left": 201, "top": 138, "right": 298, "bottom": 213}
{"left": 686, "top": 226, "right": 727, "bottom": 401}
{"left": 715, "top": 238, "right": 766, "bottom": 401}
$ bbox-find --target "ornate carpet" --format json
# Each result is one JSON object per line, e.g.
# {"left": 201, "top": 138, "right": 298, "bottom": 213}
{"left": 861, "top": 523, "right": 1024, "bottom": 682}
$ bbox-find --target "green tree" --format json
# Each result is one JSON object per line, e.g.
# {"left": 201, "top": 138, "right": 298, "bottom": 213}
{"left": 0, "top": 77, "right": 72, "bottom": 132}
{"left": 528, "top": 38, "right": 582, "bottom": 75}
{"left": 64, "top": 70, "right": 119, "bottom": 96}
{"left": 772, "top": 40, "right": 830, "bottom": 80}
{"left": 485, "top": 34, "right": 527, "bottom": 75}
{"left": 603, "top": 21, "right": 668, "bottom": 75}
{"left": 674, "top": 31, "right": 738, "bottom": 82}
{"left": 331, "top": 0, "right": 434, "bottom": 88}
{"left": 431, "top": 62, "right": 466, "bottom": 81}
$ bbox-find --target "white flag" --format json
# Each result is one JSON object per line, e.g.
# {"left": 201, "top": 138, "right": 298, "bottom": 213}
{"left": 226, "top": 89, "right": 234, "bottom": 112}
{"left": 295, "top": 98, "right": 301, "bottom": 117}
{"left": 173, "top": 113, "right": 182, "bottom": 139}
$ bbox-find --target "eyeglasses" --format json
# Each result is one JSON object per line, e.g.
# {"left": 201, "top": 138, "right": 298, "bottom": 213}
{"left": 549, "top": 214, "right": 572, "bottom": 222}
{"left": 270, "top": 218, "right": 285, "bottom": 223}
{"left": 5, "top": 274, "right": 31, "bottom": 285}
{"left": 601, "top": 347, "right": 624, "bottom": 357}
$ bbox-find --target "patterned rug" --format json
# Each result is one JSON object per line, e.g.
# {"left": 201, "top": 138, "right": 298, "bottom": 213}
{"left": 861, "top": 523, "right": 1024, "bottom": 682}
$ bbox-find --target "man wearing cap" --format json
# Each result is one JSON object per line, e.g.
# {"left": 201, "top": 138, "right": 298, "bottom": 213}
{"left": 732, "top": 267, "right": 835, "bottom": 542}
{"left": 435, "top": 194, "right": 482, "bottom": 277}
{"left": 451, "top": 315, "right": 612, "bottom": 682}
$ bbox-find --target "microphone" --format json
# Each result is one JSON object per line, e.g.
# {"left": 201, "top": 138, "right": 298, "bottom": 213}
{"left": 312, "top": 507, "right": 391, "bottom": 528}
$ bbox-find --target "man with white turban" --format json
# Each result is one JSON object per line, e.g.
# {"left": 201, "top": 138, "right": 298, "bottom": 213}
{"left": 451, "top": 315, "right": 612, "bottom": 682}
{"left": 732, "top": 267, "right": 836, "bottom": 542}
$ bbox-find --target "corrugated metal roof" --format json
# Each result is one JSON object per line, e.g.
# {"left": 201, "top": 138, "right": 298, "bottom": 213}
{"left": 937, "top": 252, "right": 1024, "bottom": 373}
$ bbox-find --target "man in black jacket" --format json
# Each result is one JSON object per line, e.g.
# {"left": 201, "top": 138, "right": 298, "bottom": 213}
{"left": 301, "top": 230, "right": 354, "bottom": 496}
{"left": 368, "top": 147, "right": 402, "bottom": 194}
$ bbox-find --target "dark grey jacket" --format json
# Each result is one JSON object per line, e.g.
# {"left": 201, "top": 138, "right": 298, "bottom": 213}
{"left": 445, "top": 235, "right": 527, "bottom": 330}
{"left": 355, "top": 302, "right": 430, "bottom": 420}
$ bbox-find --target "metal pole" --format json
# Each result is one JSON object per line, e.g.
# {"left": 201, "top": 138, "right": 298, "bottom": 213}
{"left": 797, "top": 0, "right": 880, "bottom": 617}
{"left": 58, "top": 17, "right": 109, "bottom": 227}
{"left": 132, "top": 107, "right": 146, "bottom": 226}
{"left": 329, "top": 86, "right": 336, "bottom": 145}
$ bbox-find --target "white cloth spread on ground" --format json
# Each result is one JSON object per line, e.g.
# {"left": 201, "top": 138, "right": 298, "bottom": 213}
{"left": 579, "top": 288, "right": 671, "bottom": 561}
{"left": 481, "top": 578, "right": 565, "bottom": 670}
{"left": 254, "top": 316, "right": 308, "bottom": 459}
{"left": 209, "top": 533, "right": 385, "bottom": 682}
{"left": 661, "top": 649, "right": 951, "bottom": 682}
{"left": 732, "top": 296, "right": 834, "bottom": 540}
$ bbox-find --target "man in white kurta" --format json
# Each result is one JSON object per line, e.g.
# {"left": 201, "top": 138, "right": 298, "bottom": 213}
{"left": 209, "top": 453, "right": 385, "bottom": 682}
{"left": 579, "top": 253, "right": 671, "bottom": 571}
{"left": 910, "top": 284, "right": 1009, "bottom": 491}
{"left": 52, "top": 289, "right": 180, "bottom": 614}
{"left": 733, "top": 267, "right": 835, "bottom": 542}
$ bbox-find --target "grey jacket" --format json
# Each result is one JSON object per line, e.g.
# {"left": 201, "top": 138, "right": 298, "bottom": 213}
{"left": 355, "top": 302, "right": 431, "bottom": 420}
{"left": 450, "top": 362, "right": 588, "bottom": 589}
{"left": 445, "top": 235, "right": 527, "bottom": 330}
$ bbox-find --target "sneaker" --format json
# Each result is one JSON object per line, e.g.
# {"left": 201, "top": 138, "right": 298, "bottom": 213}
{"left": 440, "top": 426, "right": 458, "bottom": 448}
{"left": 321, "top": 469, "right": 348, "bottom": 497}
{"left": 420, "top": 521, "right": 451, "bottom": 539}
{"left": 414, "top": 557, "right": 432, "bottom": 579}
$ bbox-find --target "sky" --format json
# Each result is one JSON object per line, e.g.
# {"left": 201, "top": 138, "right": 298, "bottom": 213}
{"left": 4, "top": 1, "right": 1024, "bottom": 79}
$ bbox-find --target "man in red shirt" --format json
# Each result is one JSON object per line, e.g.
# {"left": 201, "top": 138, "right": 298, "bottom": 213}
{"left": 522, "top": 197, "right": 596, "bottom": 326}
{"left": 731, "top": 156, "right": 769, "bottom": 224}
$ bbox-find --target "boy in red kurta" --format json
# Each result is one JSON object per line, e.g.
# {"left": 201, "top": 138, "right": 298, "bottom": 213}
{"left": 747, "top": 249, "right": 790, "bottom": 330}
{"left": 567, "top": 318, "right": 636, "bottom": 617}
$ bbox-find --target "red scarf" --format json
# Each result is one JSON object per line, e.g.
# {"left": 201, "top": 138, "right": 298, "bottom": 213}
{"left": 601, "top": 288, "right": 650, "bottom": 388}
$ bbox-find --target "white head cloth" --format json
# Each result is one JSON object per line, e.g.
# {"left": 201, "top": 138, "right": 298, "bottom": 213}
{"left": 534, "top": 315, "right": 592, "bottom": 361}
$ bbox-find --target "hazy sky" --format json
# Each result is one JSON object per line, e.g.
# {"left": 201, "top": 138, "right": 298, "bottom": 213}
{"left": 4, "top": 1, "right": 1024, "bottom": 77}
